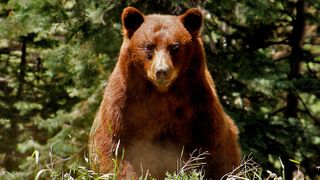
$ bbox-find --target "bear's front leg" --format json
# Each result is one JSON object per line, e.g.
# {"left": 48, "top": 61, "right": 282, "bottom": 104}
{"left": 90, "top": 125, "right": 139, "bottom": 179}
{"left": 118, "top": 160, "right": 139, "bottom": 180}
{"left": 207, "top": 133, "right": 241, "bottom": 179}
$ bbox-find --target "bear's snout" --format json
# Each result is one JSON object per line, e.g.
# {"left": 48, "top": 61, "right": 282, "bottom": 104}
{"left": 150, "top": 50, "right": 174, "bottom": 87}
{"left": 155, "top": 66, "right": 170, "bottom": 81}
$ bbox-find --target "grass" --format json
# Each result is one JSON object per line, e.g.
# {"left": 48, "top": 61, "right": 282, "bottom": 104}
{"left": 2, "top": 143, "right": 299, "bottom": 180}
{"left": 31, "top": 149, "right": 287, "bottom": 180}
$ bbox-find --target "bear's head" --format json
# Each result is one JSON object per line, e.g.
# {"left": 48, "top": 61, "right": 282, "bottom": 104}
{"left": 121, "top": 7, "right": 203, "bottom": 92}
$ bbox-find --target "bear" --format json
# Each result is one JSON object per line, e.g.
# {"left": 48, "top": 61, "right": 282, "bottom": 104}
{"left": 89, "top": 7, "right": 241, "bottom": 180}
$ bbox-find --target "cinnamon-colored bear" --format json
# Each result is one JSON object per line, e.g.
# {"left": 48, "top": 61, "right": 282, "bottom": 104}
{"left": 89, "top": 7, "right": 241, "bottom": 180}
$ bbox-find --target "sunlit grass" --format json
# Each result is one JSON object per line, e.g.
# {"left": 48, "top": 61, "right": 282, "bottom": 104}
{"left": 31, "top": 148, "right": 291, "bottom": 180}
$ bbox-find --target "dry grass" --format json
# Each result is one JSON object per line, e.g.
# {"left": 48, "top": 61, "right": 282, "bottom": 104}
{"left": 32, "top": 145, "right": 296, "bottom": 180}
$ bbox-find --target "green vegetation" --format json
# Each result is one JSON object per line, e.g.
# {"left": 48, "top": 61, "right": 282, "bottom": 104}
{"left": 0, "top": 0, "right": 319, "bottom": 179}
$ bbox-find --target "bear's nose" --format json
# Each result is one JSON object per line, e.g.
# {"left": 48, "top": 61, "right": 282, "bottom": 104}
{"left": 156, "top": 67, "right": 170, "bottom": 80}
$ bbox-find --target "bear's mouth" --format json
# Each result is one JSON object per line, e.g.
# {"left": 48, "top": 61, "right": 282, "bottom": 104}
{"left": 153, "top": 82, "right": 171, "bottom": 92}
{"left": 146, "top": 67, "right": 178, "bottom": 93}
{"left": 150, "top": 73, "right": 178, "bottom": 93}
{"left": 156, "top": 78, "right": 171, "bottom": 86}
{"left": 146, "top": 73, "right": 172, "bottom": 92}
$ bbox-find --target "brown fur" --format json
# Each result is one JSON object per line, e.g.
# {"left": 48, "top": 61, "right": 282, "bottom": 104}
{"left": 89, "top": 7, "right": 241, "bottom": 180}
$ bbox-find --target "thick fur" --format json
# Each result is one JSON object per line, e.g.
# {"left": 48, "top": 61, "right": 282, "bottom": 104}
{"left": 89, "top": 7, "right": 241, "bottom": 180}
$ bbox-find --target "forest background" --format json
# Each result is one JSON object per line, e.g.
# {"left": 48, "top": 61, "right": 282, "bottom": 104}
{"left": 0, "top": 0, "right": 319, "bottom": 179}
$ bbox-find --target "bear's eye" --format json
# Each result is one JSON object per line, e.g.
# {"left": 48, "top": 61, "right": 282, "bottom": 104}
{"left": 145, "top": 43, "right": 155, "bottom": 59}
{"left": 145, "top": 44, "right": 155, "bottom": 52}
{"left": 169, "top": 43, "right": 179, "bottom": 54}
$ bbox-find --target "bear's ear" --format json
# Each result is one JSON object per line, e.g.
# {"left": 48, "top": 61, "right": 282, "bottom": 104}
{"left": 121, "top": 7, "right": 144, "bottom": 39}
{"left": 179, "top": 8, "right": 202, "bottom": 36}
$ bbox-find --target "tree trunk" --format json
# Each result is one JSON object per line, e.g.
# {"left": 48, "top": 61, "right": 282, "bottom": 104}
{"left": 285, "top": 0, "right": 306, "bottom": 179}
{"left": 17, "top": 37, "right": 27, "bottom": 97}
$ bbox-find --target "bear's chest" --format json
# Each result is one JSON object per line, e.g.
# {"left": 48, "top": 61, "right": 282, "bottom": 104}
{"left": 123, "top": 94, "right": 194, "bottom": 141}
{"left": 121, "top": 96, "right": 193, "bottom": 178}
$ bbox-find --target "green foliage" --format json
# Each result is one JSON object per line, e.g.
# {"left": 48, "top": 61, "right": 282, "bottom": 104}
{"left": 0, "top": 0, "right": 319, "bottom": 179}
{"left": 165, "top": 170, "right": 205, "bottom": 180}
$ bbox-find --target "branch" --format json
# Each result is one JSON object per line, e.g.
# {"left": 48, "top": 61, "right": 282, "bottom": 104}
{"left": 269, "top": 107, "right": 286, "bottom": 117}
{"left": 304, "top": 61, "right": 319, "bottom": 79}
{"left": 306, "top": 53, "right": 320, "bottom": 64}
{"left": 297, "top": 95, "right": 320, "bottom": 125}
{"left": 304, "top": 42, "right": 320, "bottom": 45}
{"left": 274, "top": 55, "right": 291, "bottom": 62}
{"left": 265, "top": 39, "right": 290, "bottom": 46}
{"left": 0, "top": 47, "right": 21, "bottom": 54}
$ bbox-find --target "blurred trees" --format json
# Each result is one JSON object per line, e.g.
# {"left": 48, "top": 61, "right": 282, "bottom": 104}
{"left": 202, "top": 0, "right": 320, "bottom": 179}
{"left": 0, "top": 0, "right": 319, "bottom": 179}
